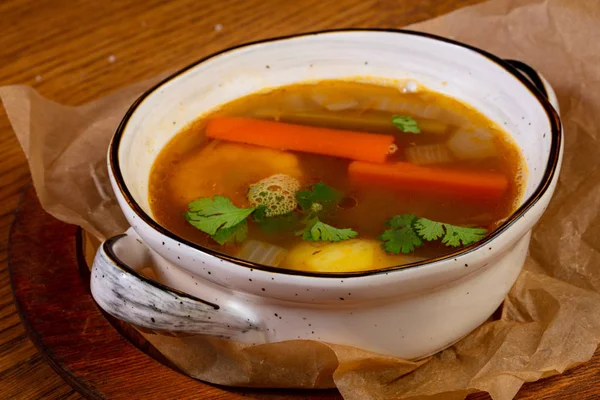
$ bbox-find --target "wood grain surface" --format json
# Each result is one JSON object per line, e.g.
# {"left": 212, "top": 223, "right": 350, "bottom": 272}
{"left": 1, "top": 1, "right": 599, "bottom": 399}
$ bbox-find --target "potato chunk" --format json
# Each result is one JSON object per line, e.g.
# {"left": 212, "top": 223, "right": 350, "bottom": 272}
{"left": 168, "top": 141, "right": 302, "bottom": 208}
{"left": 283, "top": 239, "right": 423, "bottom": 273}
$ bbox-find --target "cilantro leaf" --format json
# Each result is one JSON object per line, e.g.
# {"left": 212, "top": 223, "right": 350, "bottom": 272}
{"left": 252, "top": 204, "right": 268, "bottom": 222}
{"left": 296, "top": 215, "right": 357, "bottom": 242}
{"left": 211, "top": 221, "right": 248, "bottom": 245}
{"left": 379, "top": 214, "right": 488, "bottom": 254}
{"left": 392, "top": 115, "right": 420, "bottom": 134}
{"left": 414, "top": 218, "right": 445, "bottom": 241}
{"left": 441, "top": 225, "right": 487, "bottom": 247}
{"left": 304, "top": 221, "right": 358, "bottom": 242}
{"left": 185, "top": 196, "right": 255, "bottom": 238}
{"left": 257, "top": 212, "right": 300, "bottom": 235}
{"left": 387, "top": 214, "right": 418, "bottom": 229}
{"left": 296, "top": 214, "right": 320, "bottom": 236}
{"left": 379, "top": 226, "right": 423, "bottom": 254}
{"left": 414, "top": 217, "right": 487, "bottom": 247}
{"left": 296, "top": 182, "right": 343, "bottom": 212}
{"left": 296, "top": 189, "right": 316, "bottom": 211}
{"left": 379, "top": 214, "right": 423, "bottom": 254}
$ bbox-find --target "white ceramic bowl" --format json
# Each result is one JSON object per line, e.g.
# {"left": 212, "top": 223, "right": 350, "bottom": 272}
{"left": 91, "top": 30, "right": 562, "bottom": 360}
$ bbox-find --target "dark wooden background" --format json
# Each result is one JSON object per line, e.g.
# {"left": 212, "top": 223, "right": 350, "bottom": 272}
{"left": 3, "top": 1, "right": 600, "bottom": 399}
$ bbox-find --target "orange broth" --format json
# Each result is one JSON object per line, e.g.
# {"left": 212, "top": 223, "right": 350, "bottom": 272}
{"left": 148, "top": 80, "right": 523, "bottom": 272}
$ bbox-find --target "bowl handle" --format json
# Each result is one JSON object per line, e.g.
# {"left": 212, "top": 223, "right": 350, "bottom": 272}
{"left": 505, "top": 59, "right": 560, "bottom": 114}
{"left": 90, "top": 229, "right": 265, "bottom": 342}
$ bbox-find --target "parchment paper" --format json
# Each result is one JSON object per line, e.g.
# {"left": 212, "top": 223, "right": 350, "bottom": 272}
{"left": 3, "top": 1, "right": 600, "bottom": 399}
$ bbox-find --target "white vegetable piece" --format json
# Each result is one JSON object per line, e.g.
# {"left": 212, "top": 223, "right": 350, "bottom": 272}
{"left": 405, "top": 143, "right": 454, "bottom": 165}
{"left": 446, "top": 128, "right": 497, "bottom": 160}
{"left": 238, "top": 240, "right": 288, "bottom": 267}
{"left": 283, "top": 93, "right": 312, "bottom": 111}
{"left": 311, "top": 92, "right": 360, "bottom": 111}
{"left": 402, "top": 81, "right": 418, "bottom": 93}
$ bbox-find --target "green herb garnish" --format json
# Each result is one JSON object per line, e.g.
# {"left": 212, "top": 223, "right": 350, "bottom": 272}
{"left": 211, "top": 222, "right": 249, "bottom": 245}
{"left": 379, "top": 214, "right": 423, "bottom": 254}
{"left": 255, "top": 211, "right": 300, "bottom": 234}
{"left": 415, "top": 218, "right": 487, "bottom": 247}
{"left": 392, "top": 115, "right": 420, "bottom": 134}
{"left": 296, "top": 215, "right": 358, "bottom": 243}
{"left": 185, "top": 196, "right": 255, "bottom": 244}
{"left": 186, "top": 182, "right": 355, "bottom": 245}
{"left": 379, "top": 214, "right": 487, "bottom": 254}
{"left": 296, "top": 182, "right": 343, "bottom": 212}
{"left": 294, "top": 182, "right": 356, "bottom": 242}
{"left": 252, "top": 204, "right": 268, "bottom": 222}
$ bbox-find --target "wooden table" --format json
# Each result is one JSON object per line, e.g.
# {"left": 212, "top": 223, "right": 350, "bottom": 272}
{"left": 1, "top": 1, "right": 599, "bottom": 399}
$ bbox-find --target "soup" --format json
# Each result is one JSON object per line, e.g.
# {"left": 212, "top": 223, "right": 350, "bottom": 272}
{"left": 149, "top": 80, "right": 524, "bottom": 273}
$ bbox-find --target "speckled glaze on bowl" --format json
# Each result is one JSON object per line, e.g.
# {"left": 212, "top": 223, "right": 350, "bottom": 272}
{"left": 90, "top": 29, "right": 563, "bottom": 360}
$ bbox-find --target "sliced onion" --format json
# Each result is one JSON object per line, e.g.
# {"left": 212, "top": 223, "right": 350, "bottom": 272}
{"left": 311, "top": 93, "right": 360, "bottom": 111}
{"left": 405, "top": 143, "right": 454, "bottom": 165}
{"left": 446, "top": 128, "right": 498, "bottom": 160}
{"left": 238, "top": 240, "right": 288, "bottom": 267}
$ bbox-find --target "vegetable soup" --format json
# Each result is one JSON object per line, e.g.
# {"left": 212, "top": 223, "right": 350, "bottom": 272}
{"left": 149, "top": 80, "right": 524, "bottom": 273}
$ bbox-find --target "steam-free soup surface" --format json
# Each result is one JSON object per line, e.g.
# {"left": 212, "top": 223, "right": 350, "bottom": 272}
{"left": 149, "top": 80, "right": 523, "bottom": 273}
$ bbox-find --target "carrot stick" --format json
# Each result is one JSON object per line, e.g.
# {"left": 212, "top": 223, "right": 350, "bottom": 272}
{"left": 348, "top": 161, "right": 509, "bottom": 200}
{"left": 206, "top": 117, "right": 397, "bottom": 163}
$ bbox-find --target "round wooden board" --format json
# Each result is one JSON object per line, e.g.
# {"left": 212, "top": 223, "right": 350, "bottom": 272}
{"left": 8, "top": 186, "right": 600, "bottom": 399}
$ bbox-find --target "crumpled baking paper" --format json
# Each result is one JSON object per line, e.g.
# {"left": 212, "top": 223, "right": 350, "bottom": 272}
{"left": 3, "top": 1, "right": 600, "bottom": 398}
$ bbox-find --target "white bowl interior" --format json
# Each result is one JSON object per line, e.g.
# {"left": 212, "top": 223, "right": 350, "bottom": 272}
{"left": 117, "top": 31, "right": 553, "bottom": 216}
